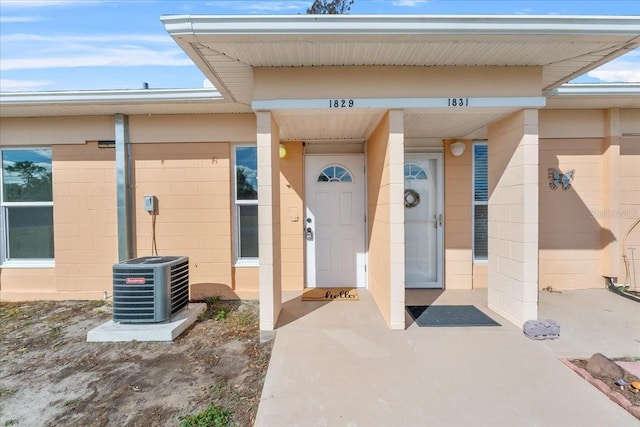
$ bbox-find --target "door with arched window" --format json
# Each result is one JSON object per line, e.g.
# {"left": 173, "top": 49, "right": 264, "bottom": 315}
{"left": 404, "top": 153, "right": 443, "bottom": 288}
{"left": 304, "top": 155, "right": 366, "bottom": 287}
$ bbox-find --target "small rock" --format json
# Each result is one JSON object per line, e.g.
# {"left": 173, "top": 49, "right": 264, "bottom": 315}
{"left": 586, "top": 353, "right": 624, "bottom": 379}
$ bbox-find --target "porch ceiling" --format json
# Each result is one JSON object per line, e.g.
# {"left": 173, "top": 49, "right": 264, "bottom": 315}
{"left": 273, "top": 108, "right": 514, "bottom": 141}
{"left": 162, "top": 15, "right": 640, "bottom": 105}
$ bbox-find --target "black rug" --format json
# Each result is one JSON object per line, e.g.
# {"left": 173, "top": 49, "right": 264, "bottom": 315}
{"left": 407, "top": 305, "right": 501, "bottom": 327}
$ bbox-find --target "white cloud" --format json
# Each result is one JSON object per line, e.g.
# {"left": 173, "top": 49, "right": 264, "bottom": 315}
{"left": 0, "top": 15, "right": 43, "bottom": 22}
{"left": 587, "top": 50, "right": 640, "bottom": 83}
{"left": 1, "top": 48, "right": 194, "bottom": 71}
{"left": 2, "top": 33, "right": 173, "bottom": 44}
{"left": 0, "top": 78, "right": 51, "bottom": 91}
{"left": 391, "top": 0, "right": 428, "bottom": 7}
{"left": 206, "top": 1, "right": 309, "bottom": 12}
{"left": 0, "top": 0, "right": 92, "bottom": 8}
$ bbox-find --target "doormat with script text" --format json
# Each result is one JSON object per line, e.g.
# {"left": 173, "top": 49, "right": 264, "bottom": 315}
{"left": 302, "top": 288, "right": 359, "bottom": 301}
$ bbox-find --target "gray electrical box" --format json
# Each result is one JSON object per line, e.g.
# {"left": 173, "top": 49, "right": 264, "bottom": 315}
{"left": 143, "top": 195, "right": 156, "bottom": 213}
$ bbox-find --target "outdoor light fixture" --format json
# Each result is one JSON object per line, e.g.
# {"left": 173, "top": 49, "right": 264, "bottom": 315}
{"left": 279, "top": 143, "right": 287, "bottom": 158}
{"left": 450, "top": 141, "right": 466, "bottom": 157}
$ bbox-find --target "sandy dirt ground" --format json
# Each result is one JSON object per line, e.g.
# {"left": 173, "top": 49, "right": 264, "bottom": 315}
{"left": 0, "top": 299, "right": 272, "bottom": 426}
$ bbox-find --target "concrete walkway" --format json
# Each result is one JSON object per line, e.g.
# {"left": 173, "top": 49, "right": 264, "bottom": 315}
{"left": 255, "top": 289, "right": 639, "bottom": 427}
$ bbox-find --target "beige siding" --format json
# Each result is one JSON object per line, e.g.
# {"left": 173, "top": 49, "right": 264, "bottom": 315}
{"left": 444, "top": 139, "right": 473, "bottom": 289}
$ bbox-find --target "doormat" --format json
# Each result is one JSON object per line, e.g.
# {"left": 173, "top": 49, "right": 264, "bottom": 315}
{"left": 406, "top": 305, "right": 501, "bottom": 327}
{"left": 302, "top": 288, "right": 359, "bottom": 301}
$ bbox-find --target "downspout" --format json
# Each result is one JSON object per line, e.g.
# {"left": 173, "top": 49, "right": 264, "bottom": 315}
{"left": 115, "top": 113, "right": 135, "bottom": 261}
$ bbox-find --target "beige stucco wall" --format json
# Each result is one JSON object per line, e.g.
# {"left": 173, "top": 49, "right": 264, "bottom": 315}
{"left": 618, "top": 137, "right": 640, "bottom": 286}
{"left": 129, "top": 114, "right": 256, "bottom": 143}
{"left": 131, "top": 142, "right": 236, "bottom": 300}
{"left": 254, "top": 66, "right": 542, "bottom": 100}
{"left": 487, "top": 109, "right": 539, "bottom": 327}
{"left": 0, "top": 116, "right": 114, "bottom": 146}
{"left": 367, "top": 113, "right": 392, "bottom": 326}
{"left": 538, "top": 138, "right": 604, "bottom": 289}
{"left": 538, "top": 108, "right": 640, "bottom": 289}
{"left": 444, "top": 139, "right": 473, "bottom": 289}
{"left": 279, "top": 141, "right": 305, "bottom": 291}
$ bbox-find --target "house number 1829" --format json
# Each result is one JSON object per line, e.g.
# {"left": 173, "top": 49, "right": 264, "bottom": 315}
{"left": 329, "top": 99, "right": 354, "bottom": 108}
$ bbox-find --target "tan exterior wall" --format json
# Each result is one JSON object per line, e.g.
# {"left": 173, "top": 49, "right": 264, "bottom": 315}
{"left": 619, "top": 137, "right": 640, "bottom": 286}
{"left": 0, "top": 116, "right": 114, "bottom": 146}
{"left": 255, "top": 66, "right": 542, "bottom": 100}
{"left": 487, "top": 109, "right": 539, "bottom": 327}
{"left": 129, "top": 114, "right": 256, "bottom": 143}
{"left": 131, "top": 142, "right": 235, "bottom": 300}
{"left": 538, "top": 138, "right": 604, "bottom": 289}
{"left": 539, "top": 110, "right": 607, "bottom": 139}
{"left": 444, "top": 139, "right": 473, "bottom": 289}
{"left": 279, "top": 141, "right": 304, "bottom": 291}
{"left": 367, "top": 113, "right": 392, "bottom": 326}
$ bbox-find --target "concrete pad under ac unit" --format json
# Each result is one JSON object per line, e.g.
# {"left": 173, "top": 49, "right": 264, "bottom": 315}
{"left": 86, "top": 303, "right": 206, "bottom": 342}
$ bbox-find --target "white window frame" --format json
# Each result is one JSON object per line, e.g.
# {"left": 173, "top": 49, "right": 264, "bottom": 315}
{"left": 472, "top": 141, "right": 488, "bottom": 263}
{"left": 0, "top": 147, "right": 55, "bottom": 268}
{"left": 232, "top": 144, "right": 259, "bottom": 267}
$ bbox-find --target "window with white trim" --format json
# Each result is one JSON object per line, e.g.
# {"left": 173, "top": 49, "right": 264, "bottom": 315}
{"left": 473, "top": 142, "right": 488, "bottom": 261}
{"left": 1, "top": 148, "right": 54, "bottom": 264}
{"left": 233, "top": 146, "right": 258, "bottom": 264}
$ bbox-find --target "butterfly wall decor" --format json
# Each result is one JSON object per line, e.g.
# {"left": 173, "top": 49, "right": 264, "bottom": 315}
{"left": 548, "top": 168, "right": 575, "bottom": 190}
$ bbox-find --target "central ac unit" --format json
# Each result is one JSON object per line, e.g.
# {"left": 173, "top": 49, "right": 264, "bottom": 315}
{"left": 112, "top": 256, "right": 189, "bottom": 324}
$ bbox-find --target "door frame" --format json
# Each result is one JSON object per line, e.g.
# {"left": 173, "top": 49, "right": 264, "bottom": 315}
{"left": 404, "top": 152, "right": 444, "bottom": 289}
{"left": 303, "top": 153, "right": 367, "bottom": 288}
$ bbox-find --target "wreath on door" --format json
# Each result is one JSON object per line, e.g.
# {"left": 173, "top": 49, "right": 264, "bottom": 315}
{"left": 404, "top": 189, "right": 420, "bottom": 208}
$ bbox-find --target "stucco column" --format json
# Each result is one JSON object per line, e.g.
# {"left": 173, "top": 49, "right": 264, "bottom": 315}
{"left": 487, "top": 109, "right": 539, "bottom": 328}
{"left": 601, "top": 108, "right": 621, "bottom": 279}
{"left": 388, "top": 110, "right": 406, "bottom": 330}
{"left": 257, "top": 112, "right": 282, "bottom": 334}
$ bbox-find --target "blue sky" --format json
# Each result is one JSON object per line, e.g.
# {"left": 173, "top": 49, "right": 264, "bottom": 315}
{"left": 1, "top": 0, "right": 639, "bottom": 92}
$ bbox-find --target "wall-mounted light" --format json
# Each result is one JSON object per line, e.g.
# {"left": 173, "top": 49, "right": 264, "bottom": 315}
{"left": 279, "top": 143, "right": 287, "bottom": 158}
{"left": 450, "top": 141, "right": 466, "bottom": 157}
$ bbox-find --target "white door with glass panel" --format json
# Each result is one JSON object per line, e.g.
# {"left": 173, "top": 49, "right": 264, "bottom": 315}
{"left": 305, "top": 155, "right": 366, "bottom": 288}
{"left": 404, "top": 153, "right": 443, "bottom": 288}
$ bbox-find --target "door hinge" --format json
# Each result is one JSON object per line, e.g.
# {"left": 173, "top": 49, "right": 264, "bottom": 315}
{"left": 364, "top": 264, "right": 367, "bottom": 272}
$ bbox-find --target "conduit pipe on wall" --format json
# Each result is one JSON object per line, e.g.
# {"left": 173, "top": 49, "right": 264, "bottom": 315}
{"left": 621, "top": 217, "right": 640, "bottom": 288}
{"left": 115, "top": 113, "right": 135, "bottom": 261}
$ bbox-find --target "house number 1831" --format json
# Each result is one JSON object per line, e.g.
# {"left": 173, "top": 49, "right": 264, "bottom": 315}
{"left": 448, "top": 98, "right": 469, "bottom": 107}
{"left": 329, "top": 99, "right": 354, "bottom": 108}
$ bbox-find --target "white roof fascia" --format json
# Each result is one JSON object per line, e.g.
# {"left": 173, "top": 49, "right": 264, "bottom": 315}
{"left": 551, "top": 83, "right": 640, "bottom": 96}
{"left": 0, "top": 88, "right": 224, "bottom": 106}
{"left": 161, "top": 14, "right": 640, "bottom": 37}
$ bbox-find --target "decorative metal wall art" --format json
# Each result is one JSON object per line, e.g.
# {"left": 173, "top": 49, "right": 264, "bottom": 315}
{"left": 548, "top": 168, "right": 575, "bottom": 190}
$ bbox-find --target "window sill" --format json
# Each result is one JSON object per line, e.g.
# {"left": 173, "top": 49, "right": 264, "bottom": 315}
{"left": 1, "top": 260, "right": 55, "bottom": 269}
{"left": 473, "top": 259, "right": 488, "bottom": 264}
{"left": 234, "top": 259, "right": 259, "bottom": 268}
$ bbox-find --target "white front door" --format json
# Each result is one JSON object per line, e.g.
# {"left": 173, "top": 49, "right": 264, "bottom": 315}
{"left": 305, "top": 155, "right": 366, "bottom": 288}
{"left": 404, "top": 153, "right": 444, "bottom": 288}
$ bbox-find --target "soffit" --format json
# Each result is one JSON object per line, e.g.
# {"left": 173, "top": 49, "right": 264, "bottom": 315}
{"left": 162, "top": 15, "right": 640, "bottom": 105}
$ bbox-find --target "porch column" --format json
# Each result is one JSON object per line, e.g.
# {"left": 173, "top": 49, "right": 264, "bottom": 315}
{"left": 487, "top": 109, "right": 539, "bottom": 327}
{"left": 388, "top": 110, "right": 406, "bottom": 330}
{"left": 257, "top": 112, "right": 282, "bottom": 334}
{"left": 601, "top": 108, "right": 621, "bottom": 279}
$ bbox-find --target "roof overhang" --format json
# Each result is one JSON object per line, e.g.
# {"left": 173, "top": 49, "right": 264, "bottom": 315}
{"left": 161, "top": 14, "right": 640, "bottom": 104}
{"left": 0, "top": 88, "right": 252, "bottom": 117}
{"left": 546, "top": 83, "right": 640, "bottom": 109}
